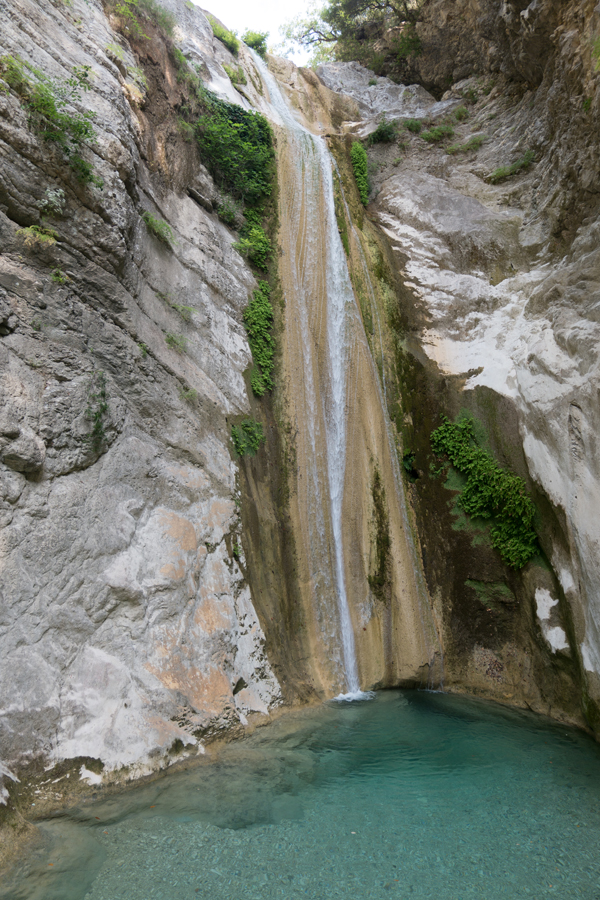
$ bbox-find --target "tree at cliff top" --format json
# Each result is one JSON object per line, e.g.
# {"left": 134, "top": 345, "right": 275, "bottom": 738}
{"left": 281, "top": 0, "right": 424, "bottom": 69}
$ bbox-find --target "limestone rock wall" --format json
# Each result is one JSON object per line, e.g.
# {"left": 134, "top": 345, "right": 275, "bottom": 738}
{"left": 0, "top": 0, "right": 281, "bottom": 803}
{"left": 315, "top": 0, "right": 600, "bottom": 732}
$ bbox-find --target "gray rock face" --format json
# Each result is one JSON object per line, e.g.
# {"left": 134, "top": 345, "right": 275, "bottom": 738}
{"left": 0, "top": 0, "right": 280, "bottom": 796}
{"left": 316, "top": 61, "right": 460, "bottom": 131}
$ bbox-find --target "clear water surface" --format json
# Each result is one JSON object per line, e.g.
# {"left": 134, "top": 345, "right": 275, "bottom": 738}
{"left": 4, "top": 691, "right": 600, "bottom": 900}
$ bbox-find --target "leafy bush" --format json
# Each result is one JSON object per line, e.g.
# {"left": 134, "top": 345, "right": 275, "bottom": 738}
{"left": 446, "top": 134, "right": 486, "bottom": 155}
{"left": 223, "top": 63, "right": 247, "bottom": 86}
{"left": 208, "top": 15, "right": 239, "bottom": 55}
{"left": 242, "top": 30, "right": 269, "bottom": 59}
{"left": 454, "top": 105, "right": 468, "bottom": 121}
{"left": 231, "top": 419, "right": 264, "bottom": 456}
{"left": 179, "top": 386, "right": 198, "bottom": 403}
{"left": 421, "top": 124, "right": 454, "bottom": 142}
{"left": 233, "top": 210, "right": 271, "bottom": 271}
{"left": 141, "top": 211, "right": 174, "bottom": 244}
{"left": 593, "top": 35, "right": 600, "bottom": 70}
{"left": 395, "top": 24, "right": 422, "bottom": 60}
{"left": 368, "top": 77, "right": 378, "bottom": 86}
{"left": 110, "top": 0, "right": 176, "bottom": 38}
{"left": 17, "top": 224, "right": 58, "bottom": 248}
{"left": 368, "top": 116, "right": 397, "bottom": 144}
{"left": 217, "top": 196, "right": 240, "bottom": 226}
{"left": 243, "top": 281, "right": 274, "bottom": 396}
{"left": 165, "top": 332, "right": 187, "bottom": 353}
{"left": 51, "top": 268, "right": 69, "bottom": 283}
{"left": 488, "top": 150, "right": 535, "bottom": 184}
{"left": 431, "top": 414, "right": 537, "bottom": 569}
{"left": 195, "top": 95, "right": 274, "bottom": 205}
{"left": 0, "top": 54, "right": 102, "bottom": 187}
{"left": 351, "top": 141, "right": 369, "bottom": 206}
{"left": 39, "top": 187, "right": 66, "bottom": 216}
{"left": 404, "top": 118, "right": 422, "bottom": 134}
{"left": 85, "top": 371, "right": 108, "bottom": 452}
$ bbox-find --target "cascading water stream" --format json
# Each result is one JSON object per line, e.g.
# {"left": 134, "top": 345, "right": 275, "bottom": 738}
{"left": 252, "top": 53, "right": 442, "bottom": 696}
{"left": 253, "top": 55, "right": 365, "bottom": 698}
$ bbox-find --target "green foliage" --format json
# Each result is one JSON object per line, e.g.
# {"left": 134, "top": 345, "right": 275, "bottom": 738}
{"left": 141, "top": 211, "right": 174, "bottom": 244}
{"left": 177, "top": 117, "right": 195, "bottom": 141}
{"left": 51, "top": 268, "right": 69, "bottom": 283}
{"left": 17, "top": 224, "right": 58, "bottom": 248}
{"left": 368, "top": 115, "right": 397, "bottom": 144}
{"left": 461, "top": 85, "right": 478, "bottom": 104}
{"left": 351, "top": 140, "right": 369, "bottom": 206}
{"left": 421, "top": 124, "right": 454, "bottom": 142}
{"left": 171, "top": 302, "right": 194, "bottom": 321}
{"left": 179, "top": 385, "right": 198, "bottom": 403}
{"left": 217, "top": 196, "right": 240, "bottom": 226}
{"left": 395, "top": 23, "right": 421, "bottom": 59}
{"left": 0, "top": 54, "right": 102, "bottom": 187}
{"left": 243, "top": 281, "right": 274, "bottom": 396}
{"left": 242, "top": 30, "right": 269, "bottom": 59}
{"left": 165, "top": 332, "right": 187, "bottom": 353}
{"left": 404, "top": 118, "right": 422, "bottom": 133}
{"left": 368, "top": 77, "right": 378, "bottom": 86}
{"left": 583, "top": 97, "right": 592, "bottom": 113}
{"left": 195, "top": 95, "right": 274, "bottom": 205}
{"left": 431, "top": 414, "right": 537, "bottom": 569}
{"left": 39, "top": 187, "right": 66, "bottom": 216}
{"left": 233, "top": 210, "right": 272, "bottom": 271}
{"left": 207, "top": 14, "right": 239, "bottom": 55}
{"left": 111, "top": 0, "right": 176, "bottom": 38}
{"left": 446, "top": 134, "right": 486, "bottom": 155}
{"left": 281, "top": 0, "right": 425, "bottom": 67}
{"left": 454, "top": 105, "right": 468, "bottom": 121}
{"left": 138, "top": 342, "right": 149, "bottom": 357}
{"left": 488, "top": 150, "right": 535, "bottom": 184}
{"left": 223, "top": 64, "right": 247, "bottom": 86}
{"left": 85, "top": 370, "right": 108, "bottom": 452}
{"left": 231, "top": 419, "right": 264, "bottom": 456}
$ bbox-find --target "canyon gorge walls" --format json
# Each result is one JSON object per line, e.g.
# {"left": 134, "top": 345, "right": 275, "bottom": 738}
{"left": 1, "top": 0, "right": 600, "bottom": 861}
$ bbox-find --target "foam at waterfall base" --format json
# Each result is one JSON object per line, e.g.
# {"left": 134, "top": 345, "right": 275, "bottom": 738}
{"left": 332, "top": 689, "right": 376, "bottom": 702}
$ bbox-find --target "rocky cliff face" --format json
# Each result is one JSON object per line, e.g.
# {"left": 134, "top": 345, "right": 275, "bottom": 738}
{"left": 318, "top": 0, "right": 600, "bottom": 731}
{"left": 1, "top": 0, "right": 600, "bottom": 860}
{"left": 0, "top": 0, "right": 283, "bottom": 812}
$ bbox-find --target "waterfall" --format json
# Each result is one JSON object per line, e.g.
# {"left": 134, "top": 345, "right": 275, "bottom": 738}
{"left": 252, "top": 54, "right": 441, "bottom": 697}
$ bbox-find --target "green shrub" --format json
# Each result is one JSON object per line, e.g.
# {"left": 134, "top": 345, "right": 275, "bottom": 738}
{"left": 0, "top": 54, "right": 102, "bottom": 187}
{"left": 51, "top": 268, "right": 69, "bottom": 283}
{"left": 350, "top": 141, "right": 369, "bottom": 206}
{"left": 233, "top": 210, "right": 271, "bottom": 271}
{"left": 141, "top": 211, "right": 174, "bottom": 244}
{"left": 195, "top": 96, "right": 274, "bottom": 205}
{"left": 421, "top": 124, "right": 455, "bottom": 142}
{"left": 368, "top": 115, "right": 397, "bottom": 144}
{"left": 242, "top": 30, "right": 269, "bottom": 59}
{"left": 217, "top": 196, "right": 240, "bottom": 226}
{"left": 488, "top": 149, "right": 535, "bottom": 184}
{"left": 17, "top": 224, "right": 58, "bottom": 248}
{"left": 454, "top": 105, "right": 469, "bottom": 121}
{"left": 243, "top": 280, "right": 274, "bottom": 396}
{"left": 404, "top": 118, "right": 422, "bottom": 134}
{"left": 231, "top": 419, "right": 264, "bottom": 456}
{"left": 179, "top": 385, "right": 198, "bottom": 403}
{"left": 165, "top": 332, "right": 187, "bottom": 353}
{"left": 395, "top": 24, "right": 422, "bottom": 60}
{"left": 368, "top": 77, "right": 378, "bottom": 86}
{"left": 446, "top": 134, "right": 486, "bottom": 155}
{"left": 223, "top": 63, "right": 247, "bottom": 86}
{"left": 208, "top": 15, "right": 239, "bottom": 55}
{"left": 431, "top": 414, "right": 537, "bottom": 569}
{"left": 177, "top": 117, "right": 195, "bottom": 141}
{"left": 111, "top": 0, "right": 176, "bottom": 38}
{"left": 583, "top": 97, "right": 592, "bottom": 113}
{"left": 171, "top": 302, "right": 194, "bottom": 321}
{"left": 85, "top": 371, "right": 108, "bottom": 452}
